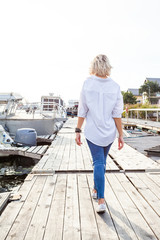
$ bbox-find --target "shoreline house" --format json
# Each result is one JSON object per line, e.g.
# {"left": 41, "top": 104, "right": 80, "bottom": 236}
{"left": 127, "top": 78, "right": 160, "bottom": 105}
{"left": 127, "top": 88, "right": 143, "bottom": 103}
{"left": 144, "top": 78, "right": 160, "bottom": 104}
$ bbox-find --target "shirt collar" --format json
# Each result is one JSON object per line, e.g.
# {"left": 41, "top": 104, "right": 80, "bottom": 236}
{"left": 91, "top": 75, "right": 110, "bottom": 81}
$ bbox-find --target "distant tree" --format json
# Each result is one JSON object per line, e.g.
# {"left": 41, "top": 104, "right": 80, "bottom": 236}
{"left": 139, "top": 80, "right": 160, "bottom": 96}
{"left": 122, "top": 91, "right": 137, "bottom": 104}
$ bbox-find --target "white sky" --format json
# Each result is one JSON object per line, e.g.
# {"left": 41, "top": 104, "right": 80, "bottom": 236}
{"left": 0, "top": 0, "right": 160, "bottom": 104}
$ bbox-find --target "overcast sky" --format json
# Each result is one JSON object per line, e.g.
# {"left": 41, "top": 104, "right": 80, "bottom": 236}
{"left": 0, "top": 0, "right": 160, "bottom": 104}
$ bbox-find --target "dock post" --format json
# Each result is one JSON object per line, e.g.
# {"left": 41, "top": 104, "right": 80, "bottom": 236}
{"left": 125, "top": 106, "right": 129, "bottom": 123}
{"left": 145, "top": 111, "right": 147, "bottom": 120}
{"left": 137, "top": 110, "right": 139, "bottom": 119}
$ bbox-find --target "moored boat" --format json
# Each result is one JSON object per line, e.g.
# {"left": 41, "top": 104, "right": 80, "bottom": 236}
{"left": 0, "top": 93, "right": 67, "bottom": 137}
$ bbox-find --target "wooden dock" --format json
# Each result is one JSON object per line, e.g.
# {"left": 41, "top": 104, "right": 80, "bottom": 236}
{"left": 122, "top": 122, "right": 137, "bottom": 130}
{"left": 0, "top": 118, "right": 160, "bottom": 240}
{"left": 37, "top": 134, "right": 56, "bottom": 144}
{"left": 145, "top": 145, "right": 160, "bottom": 157}
{"left": 0, "top": 145, "right": 49, "bottom": 160}
{"left": 122, "top": 118, "right": 160, "bottom": 133}
{"left": 0, "top": 134, "right": 56, "bottom": 159}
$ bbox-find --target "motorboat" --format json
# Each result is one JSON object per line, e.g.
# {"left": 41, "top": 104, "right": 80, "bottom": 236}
{"left": 0, "top": 93, "right": 67, "bottom": 137}
{"left": 0, "top": 125, "right": 14, "bottom": 157}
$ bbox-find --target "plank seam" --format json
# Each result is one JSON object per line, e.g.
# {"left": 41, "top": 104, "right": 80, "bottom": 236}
{"left": 76, "top": 174, "right": 82, "bottom": 240}
{"left": 42, "top": 174, "right": 58, "bottom": 240}
{"left": 30, "top": 169, "right": 159, "bottom": 175}
{"left": 104, "top": 176, "right": 120, "bottom": 239}
{"left": 114, "top": 173, "right": 160, "bottom": 239}
{"left": 124, "top": 173, "right": 160, "bottom": 219}
{"left": 61, "top": 174, "right": 68, "bottom": 240}
{"left": 22, "top": 176, "right": 48, "bottom": 240}
{"left": 76, "top": 175, "right": 82, "bottom": 239}
{"left": 2, "top": 176, "right": 38, "bottom": 238}
{"left": 105, "top": 174, "right": 140, "bottom": 239}
{"left": 86, "top": 175, "right": 101, "bottom": 239}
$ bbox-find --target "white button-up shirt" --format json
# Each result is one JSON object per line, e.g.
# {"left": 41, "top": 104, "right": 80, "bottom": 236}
{"left": 78, "top": 75, "right": 124, "bottom": 146}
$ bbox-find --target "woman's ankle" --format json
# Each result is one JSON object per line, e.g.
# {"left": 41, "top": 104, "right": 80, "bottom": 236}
{"left": 98, "top": 198, "right": 105, "bottom": 204}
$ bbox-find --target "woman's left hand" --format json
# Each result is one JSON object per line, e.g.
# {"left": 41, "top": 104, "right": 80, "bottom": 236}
{"left": 75, "top": 133, "right": 82, "bottom": 146}
{"left": 118, "top": 136, "right": 124, "bottom": 150}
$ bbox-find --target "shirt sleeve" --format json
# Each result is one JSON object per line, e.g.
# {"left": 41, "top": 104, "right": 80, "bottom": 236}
{"left": 112, "top": 88, "right": 124, "bottom": 118}
{"left": 77, "top": 84, "right": 88, "bottom": 118}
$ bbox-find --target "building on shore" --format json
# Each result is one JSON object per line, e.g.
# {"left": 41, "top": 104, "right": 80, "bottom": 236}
{"left": 145, "top": 77, "right": 160, "bottom": 86}
{"left": 127, "top": 88, "right": 143, "bottom": 104}
{"left": 144, "top": 78, "right": 160, "bottom": 104}
{"left": 127, "top": 78, "right": 160, "bottom": 105}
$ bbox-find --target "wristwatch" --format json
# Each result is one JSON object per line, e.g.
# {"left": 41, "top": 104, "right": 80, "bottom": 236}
{"left": 75, "top": 128, "right": 82, "bottom": 133}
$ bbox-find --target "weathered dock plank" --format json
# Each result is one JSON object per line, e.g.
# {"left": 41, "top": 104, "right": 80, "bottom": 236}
{"left": 59, "top": 133, "right": 72, "bottom": 170}
{"left": 24, "top": 175, "right": 57, "bottom": 240}
{"left": 87, "top": 175, "right": 119, "bottom": 240}
{"left": 0, "top": 145, "right": 49, "bottom": 160}
{"left": 110, "top": 139, "right": 160, "bottom": 171}
{"left": 78, "top": 174, "right": 100, "bottom": 240}
{"left": 32, "top": 135, "right": 62, "bottom": 171}
{"left": 116, "top": 173, "right": 160, "bottom": 239}
{"left": 126, "top": 172, "right": 160, "bottom": 216}
{"left": 134, "top": 172, "right": 160, "bottom": 200}
{"left": 43, "top": 174, "right": 67, "bottom": 240}
{"left": 5, "top": 176, "right": 47, "bottom": 240}
{"left": 63, "top": 174, "right": 81, "bottom": 240}
{"left": 105, "top": 174, "right": 139, "bottom": 240}
{"left": 146, "top": 172, "right": 160, "bottom": 187}
{"left": 0, "top": 175, "right": 37, "bottom": 240}
{"left": 0, "top": 192, "right": 11, "bottom": 214}
{"left": 106, "top": 173, "right": 158, "bottom": 240}
{"left": 37, "top": 134, "right": 56, "bottom": 144}
{"left": 122, "top": 118, "right": 160, "bottom": 133}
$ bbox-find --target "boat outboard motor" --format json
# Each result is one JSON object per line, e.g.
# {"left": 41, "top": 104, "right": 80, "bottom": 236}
{"left": 14, "top": 128, "right": 37, "bottom": 147}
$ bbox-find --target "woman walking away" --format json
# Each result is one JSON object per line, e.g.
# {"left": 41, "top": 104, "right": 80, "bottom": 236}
{"left": 75, "top": 54, "right": 124, "bottom": 213}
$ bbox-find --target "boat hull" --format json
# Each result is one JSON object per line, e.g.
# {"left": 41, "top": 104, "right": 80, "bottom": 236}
{"left": 0, "top": 118, "right": 67, "bottom": 137}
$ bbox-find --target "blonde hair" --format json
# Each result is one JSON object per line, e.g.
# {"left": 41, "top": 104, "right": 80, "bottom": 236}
{"left": 89, "top": 54, "right": 112, "bottom": 77}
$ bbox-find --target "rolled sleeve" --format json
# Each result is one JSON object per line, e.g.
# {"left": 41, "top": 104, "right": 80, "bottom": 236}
{"left": 112, "top": 89, "right": 124, "bottom": 118}
{"left": 78, "top": 87, "right": 88, "bottom": 118}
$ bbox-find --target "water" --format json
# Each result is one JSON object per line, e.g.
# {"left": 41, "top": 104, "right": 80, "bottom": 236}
{"left": 0, "top": 175, "right": 27, "bottom": 193}
{"left": 0, "top": 156, "right": 35, "bottom": 193}
{"left": 123, "top": 128, "right": 160, "bottom": 162}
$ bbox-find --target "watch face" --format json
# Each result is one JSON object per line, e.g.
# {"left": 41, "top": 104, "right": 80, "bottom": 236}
{"left": 75, "top": 128, "right": 81, "bottom": 133}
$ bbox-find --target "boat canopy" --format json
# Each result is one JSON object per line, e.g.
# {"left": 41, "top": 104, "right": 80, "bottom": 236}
{"left": 0, "top": 93, "right": 23, "bottom": 103}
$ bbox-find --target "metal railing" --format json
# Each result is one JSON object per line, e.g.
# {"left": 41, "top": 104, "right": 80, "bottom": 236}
{"left": 0, "top": 101, "right": 67, "bottom": 119}
{"left": 127, "top": 108, "right": 160, "bottom": 122}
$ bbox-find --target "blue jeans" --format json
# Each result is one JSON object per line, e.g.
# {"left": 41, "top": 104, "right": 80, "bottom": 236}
{"left": 86, "top": 139, "right": 113, "bottom": 199}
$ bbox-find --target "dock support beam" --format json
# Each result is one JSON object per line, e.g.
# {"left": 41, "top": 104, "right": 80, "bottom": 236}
{"left": 137, "top": 110, "right": 139, "bottom": 119}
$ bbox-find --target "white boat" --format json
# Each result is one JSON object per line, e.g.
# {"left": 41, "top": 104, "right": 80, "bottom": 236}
{"left": 0, "top": 125, "right": 14, "bottom": 157}
{"left": 0, "top": 93, "right": 67, "bottom": 137}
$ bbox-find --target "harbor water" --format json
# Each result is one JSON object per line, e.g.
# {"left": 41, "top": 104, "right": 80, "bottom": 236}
{"left": 0, "top": 155, "right": 35, "bottom": 193}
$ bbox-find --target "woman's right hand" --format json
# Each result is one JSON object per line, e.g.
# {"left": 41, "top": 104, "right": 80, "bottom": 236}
{"left": 75, "top": 133, "right": 82, "bottom": 146}
{"left": 118, "top": 136, "right": 124, "bottom": 150}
